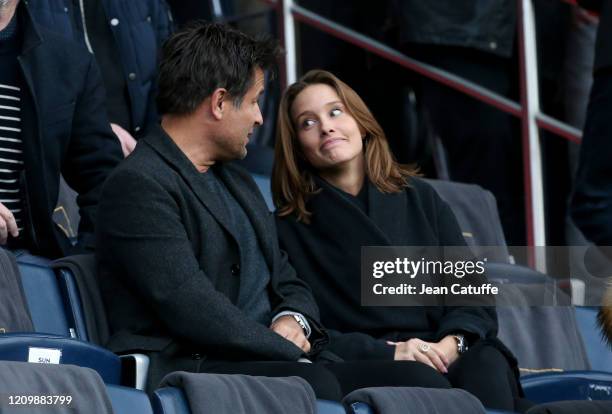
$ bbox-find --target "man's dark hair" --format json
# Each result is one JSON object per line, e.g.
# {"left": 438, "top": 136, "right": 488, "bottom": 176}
{"left": 157, "top": 21, "right": 281, "bottom": 115}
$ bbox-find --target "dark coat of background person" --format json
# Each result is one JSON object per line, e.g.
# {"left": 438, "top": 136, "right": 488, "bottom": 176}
{"left": 389, "top": 0, "right": 527, "bottom": 246}
{"left": 13, "top": 2, "right": 122, "bottom": 258}
{"left": 96, "top": 125, "right": 327, "bottom": 389}
{"left": 27, "top": 0, "right": 173, "bottom": 137}
{"left": 572, "top": 0, "right": 612, "bottom": 246}
{"left": 276, "top": 177, "right": 500, "bottom": 361}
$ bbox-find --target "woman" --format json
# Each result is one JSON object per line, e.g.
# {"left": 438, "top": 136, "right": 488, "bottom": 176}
{"left": 273, "top": 70, "right": 528, "bottom": 412}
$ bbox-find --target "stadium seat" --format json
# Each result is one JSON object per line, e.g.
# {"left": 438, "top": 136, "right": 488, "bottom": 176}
{"left": 52, "top": 256, "right": 151, "bottom": 390}
{"left": 522, "top": 371, "right": 612, "bottom": 403}
{"left": 424, "top": 178, "right": 511, "bottom": 263}
{"left": 17, "top": 260, "right": 76, "bottom": 337}
{"left": 575, "top": 306, "right": 612, "bottom": 372}
{"left": 251, "top": 173, "right": 274, "bottom": 211}
{"left": 0, "top": 256, "right": 122, "bottom": 385}
{"left": 0, "top": 333, "right": 120, "bottom": 384}
{"left": 348, "top": 402, "right": 373, "bottom": 414}
{"left": 152, "top": 386, "right": 346, "bottom": 414}
{"left": 107, "top": 384, "right": 154, "bottom": 414}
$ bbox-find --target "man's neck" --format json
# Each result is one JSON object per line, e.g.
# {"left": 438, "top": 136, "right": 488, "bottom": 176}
{"left": 0, "top": 1, "right": 18, "bottom": 33}
{"left": 319, "top": 156, "right": 366, "bottom": 196}
{"left": 161, "top": 116, "right": 216, "bottom": 173}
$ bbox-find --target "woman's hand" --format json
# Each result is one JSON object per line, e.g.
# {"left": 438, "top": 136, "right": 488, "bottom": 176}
{"left": 387, "top": 338, "right": 450, "bottom": 373}
{"left": 437, "top": 335, "right": 460, "bottom": 367}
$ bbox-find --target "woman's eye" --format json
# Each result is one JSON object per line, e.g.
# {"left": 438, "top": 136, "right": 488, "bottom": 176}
{"left": 301, "top": 119, "right": 316, "bottom": 128}
{"left": 330, "top": 108, "right": 342, "bottom": 117}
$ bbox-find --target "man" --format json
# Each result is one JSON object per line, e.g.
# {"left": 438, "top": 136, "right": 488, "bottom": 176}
{"left": 96, "top": 21, "right": 336, "bottom": 395}
{"left": 0, "top": 0, "right": 122, "bottom": 258}
{"left": 97, "top": 22, "right": 451, "bottom": 398}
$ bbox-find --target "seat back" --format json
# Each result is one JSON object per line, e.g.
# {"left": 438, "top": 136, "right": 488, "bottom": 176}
{"left": 575, "top": 307, "right": 612, "bottom": 372}
{"left": 1, "top": 257, "right": 122, "bottom": 385}
{"left": 108, "top": 384, "right": 154, "bottom": 414}
{"left": 0, "top": 333, "right": 121, "bottom": 384}
{"left": 424, "top": 178, "right": 510, "bottom": 262}
{"left": 152, "top": 387, "right": 191, "bottom": 414}
{"left": 349, "top": 402, "right": 374, "bottom": 414}
{"left": 252, "top": 173, "right": 274, "bottom": 212}
{"left": 522, "top": 371, "right": 612, "bottom": 403}
{"left": 17, "top": 261, "right": 74, "bottom": 337}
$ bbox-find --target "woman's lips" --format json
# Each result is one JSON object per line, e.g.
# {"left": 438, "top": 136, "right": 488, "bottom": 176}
{"left": 320, "top": 138, "right": 346, "bottom": 150}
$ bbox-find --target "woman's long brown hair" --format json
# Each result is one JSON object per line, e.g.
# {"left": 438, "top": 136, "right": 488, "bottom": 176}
{"left": 272, "top": 69, "right": 417, "bottom": 223}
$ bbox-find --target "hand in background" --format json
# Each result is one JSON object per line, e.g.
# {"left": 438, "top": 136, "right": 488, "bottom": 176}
{"left": 0, "top": 202, "right": 18, "bottom": 244}
{"left": 111, "top": 123, "right": 137, "bottom": 157}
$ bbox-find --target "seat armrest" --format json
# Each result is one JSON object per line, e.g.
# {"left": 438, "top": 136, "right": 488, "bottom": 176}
{"left": 120, "top": 353, "right": 150, "bottom": 390}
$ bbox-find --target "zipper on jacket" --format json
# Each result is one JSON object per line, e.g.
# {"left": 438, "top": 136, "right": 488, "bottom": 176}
{"left": 77, "top": 0, "right": 94, "bottom": 54}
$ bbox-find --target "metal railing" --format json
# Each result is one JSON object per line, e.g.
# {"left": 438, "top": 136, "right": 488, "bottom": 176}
{"left": 261, "top": 0, "right": 585, "bottom": 270}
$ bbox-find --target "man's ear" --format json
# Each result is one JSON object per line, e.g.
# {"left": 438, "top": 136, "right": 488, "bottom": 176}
{"left": 210, "top": 88, "right": 228, "bottom": 120}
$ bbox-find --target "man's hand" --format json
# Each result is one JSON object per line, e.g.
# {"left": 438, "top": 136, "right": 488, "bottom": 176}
{"left": 0, "top": 202, "right": 18, "bottom": 244}
{"left": 387, "top": 338, "right": 454, "bottom": 373}
{"left": 111, "top": 123, "right": 137, "bottom": 157}
{"left": 270, "top": 315, "right": 311, "bottom": 353}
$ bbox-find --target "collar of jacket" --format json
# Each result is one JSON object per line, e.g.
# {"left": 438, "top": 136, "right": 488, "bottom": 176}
{"left": 17, "top": 1, "right": 43, "bottom": 55}
{"left": 312, "top": 174, "right": 411, "bottom": 245}
{"left": 143, "top": 124, "right": 277, "bottom": 271}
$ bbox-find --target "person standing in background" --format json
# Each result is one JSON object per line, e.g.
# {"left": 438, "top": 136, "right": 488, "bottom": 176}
{"left": 27, "top": 0, "right": 173, "bottom": 156}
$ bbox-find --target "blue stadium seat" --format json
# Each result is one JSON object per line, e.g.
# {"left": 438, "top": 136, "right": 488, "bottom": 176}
{"left": 52, "top": 257, "right": 151, "bottom": 390}
{"left": 348, "top": 402, "right": 373, "bottom": 414}
{"left": 151, "top": 387, "right": 191, "bottom": 414}
{"left": 0, "top": 333, "right": 120, "bottom": 384}
{"left": 251, "top": 173, "right": 274, "bottom": 211}
{"left": 0, "top": 257, "right": 122, "bottom": 385}
{"left": 522, "top": 371, "right": 612, "bottom": 403}
{"left": 107, "top": 384, "right": 154, "bottom": 414}
{"left": 575, "top": 307, "right": 612, "bottom": 372}
{"left": 18, "top": 260, "right": 75, "bottom": 337}
{"left": 152, "top": 386, "right": 346, "bottom": 414}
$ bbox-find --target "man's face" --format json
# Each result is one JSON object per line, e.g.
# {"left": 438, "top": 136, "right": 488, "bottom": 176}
{"left": 214, "top": 68, "right": 265, "bottom": 161}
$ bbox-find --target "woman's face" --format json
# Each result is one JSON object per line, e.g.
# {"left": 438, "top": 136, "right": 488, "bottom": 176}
{"left": 291, "top": 84, "right": 364, "bottom": 170}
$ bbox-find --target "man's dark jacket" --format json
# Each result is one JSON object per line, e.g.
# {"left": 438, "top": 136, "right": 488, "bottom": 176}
{"left": 96, "top": 125, "right": 326, "bottom": 385}
{"left": 15, "top": 2, "right": 122, "bottom": 258}
{"left": 27, "top": 0, "right": 173, "bottom": 136}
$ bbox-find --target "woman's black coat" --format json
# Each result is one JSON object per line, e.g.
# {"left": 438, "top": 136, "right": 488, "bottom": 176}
{"left": 276, "top": 176, "right": 499, "bottom": 360}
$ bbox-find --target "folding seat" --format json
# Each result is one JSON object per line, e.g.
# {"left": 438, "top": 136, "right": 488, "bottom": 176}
{"left": 0, "top": 253, "right": 122, "bottom": 384}
{"left": 107, "top": 384, "right": 154, "bottom": 414}
{"left": 521, "top": 306, "right": 612, "bottom": 403}
{"left": 49, "top": 254, "right": 151, "bottom": 390}
{"left": 415, "top": 180, "right": 612, "bottom": 403}
{"left": 0, "top": 360, "right": 152, "bottom": 414}
{"left": 424, "top": 178, "right": 511, "bottom": 263}
{"left": 152, "top": 386, "right": 346, "bottom": 414}
{"left": 251, "top": 173, "right": 274, "bottom": 211}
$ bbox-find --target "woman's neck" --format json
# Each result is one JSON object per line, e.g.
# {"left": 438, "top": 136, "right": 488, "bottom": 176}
{"left": 319, "top": 156, "right": 366, "bottom": 196}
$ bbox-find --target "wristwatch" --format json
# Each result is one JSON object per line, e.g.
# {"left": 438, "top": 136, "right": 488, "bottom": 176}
{"left": 452, "top": 334, "right": 469, "bottom": 354}
{"left": 293, "top": 314, "right": 308, "bottom": 333}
